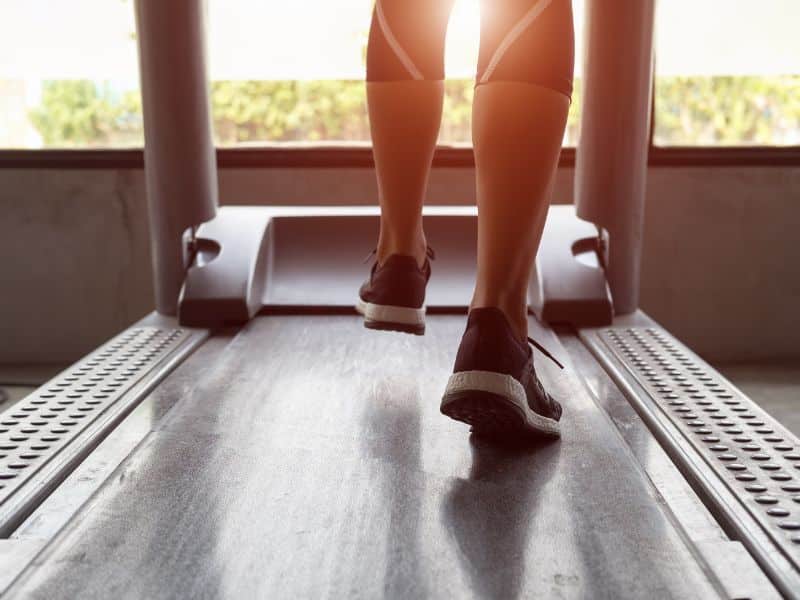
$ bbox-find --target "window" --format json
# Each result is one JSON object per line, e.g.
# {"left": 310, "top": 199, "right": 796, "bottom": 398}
{"left": 206, "top": 0, "right": 583, "bottom": 147}
{"left": 7, "top": 1, "right": 796, "bottom": 152}
{"left": 654, "top": 0, "right": 800, "bottom": 146}
{"left": 0, "top": 0, "right": 583, "bottom": 149}
{"left": 0, "top": 0, "right": 142, "bottom": 148}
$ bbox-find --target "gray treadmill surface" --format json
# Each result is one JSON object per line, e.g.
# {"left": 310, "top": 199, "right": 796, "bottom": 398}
{"left": 264, "top": 211, "right": 478, "bottom": 308}
{"left": 5, "top": 315, "right": 720, "bottom": 599}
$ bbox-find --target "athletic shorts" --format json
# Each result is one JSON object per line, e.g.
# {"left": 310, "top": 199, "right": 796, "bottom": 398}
{"left": 366, "top": 0, "right": 574, "bottom": 99}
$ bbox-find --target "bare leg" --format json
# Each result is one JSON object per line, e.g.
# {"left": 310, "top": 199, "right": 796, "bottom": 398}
{"left": 470, "top": 82, "right": 570, "bottom": 340}
{"left": 368, "top": 81, "right": 443, "bottom": 268}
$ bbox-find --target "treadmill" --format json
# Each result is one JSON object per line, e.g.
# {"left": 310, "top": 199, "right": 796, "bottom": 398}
{"left": 1, "top": 1, "right": 798, "bottom": 598}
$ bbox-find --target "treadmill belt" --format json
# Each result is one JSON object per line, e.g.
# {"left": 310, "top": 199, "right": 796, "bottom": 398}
{"left": 6, "top": 316, "right": 720, "bottom": 599}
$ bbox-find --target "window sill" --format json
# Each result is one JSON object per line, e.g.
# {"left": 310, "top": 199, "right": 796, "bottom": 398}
{"left": 0, "top": 144, "right": 798, "bottom": 169}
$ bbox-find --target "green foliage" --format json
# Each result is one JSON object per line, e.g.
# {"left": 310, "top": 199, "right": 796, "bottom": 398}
{"left": 440, "top": 80, "right": 474, "bottom": 143}
{"left": 212, "top": 79, "right": 583, "bottom": 145}
{"left": 655, "top": 76, "right": 800, "bottom": 145}
{"left": 564, "top": 78, "right": 582, "bottom": 145}
{"left": 29, "top": 80, "right": 142, "bottom": 147}
{"left": 210, "top": 80, "right": 368, "bottom": 143}
{"left": 25, "top": 76, "right": 800, "bottom": 148}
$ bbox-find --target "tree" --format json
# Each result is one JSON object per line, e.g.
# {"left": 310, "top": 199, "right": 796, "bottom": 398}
{"left": 26, "top": 76, "right": 800, "bottom": 148}
{"left": 29, "top": 80, "right": 142, "bottom": 147}
{"left": 655, "top": 76, "right": 800, "bottom": 145}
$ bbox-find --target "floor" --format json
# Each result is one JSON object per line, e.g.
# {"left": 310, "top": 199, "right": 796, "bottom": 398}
{"left": 0, "top": 364, "right": 62, "bottom": 414}
{"left": 717, "top": 362, "right": 800, "bottom": 437}
{"left": 0, "top": 386, "right": 34, "bottom": 410}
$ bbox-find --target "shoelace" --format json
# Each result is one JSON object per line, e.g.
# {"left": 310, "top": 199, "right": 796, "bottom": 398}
{"left": 527, "top": 336, "right": 565, "bottom": 370}
{"left": 362, "top": 246, "right": 436, "bottom": 264}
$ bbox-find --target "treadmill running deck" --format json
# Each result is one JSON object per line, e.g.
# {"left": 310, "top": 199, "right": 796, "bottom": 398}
{"left": 4, "top": 315, "right": 720, "bottom": 599}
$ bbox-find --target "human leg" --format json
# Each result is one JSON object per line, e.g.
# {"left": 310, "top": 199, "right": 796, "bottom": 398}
{"left": 366, "top": 0, "right": 456, "bottom": 267}
{"left": 471, "top": 0, "right": 574, "bottom": 340}
{"left": 357, "top": 0, "right": 455, "bottom": 333}
{"left": 441, "top": 0, "right": 574, "bottom": 436}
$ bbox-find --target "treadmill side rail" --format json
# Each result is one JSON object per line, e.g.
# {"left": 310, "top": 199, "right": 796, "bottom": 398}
{"left": 0, "top": 320, "right": 207, "bottom": 537}
{"left": 581, "top": 315, "right": 800, "bottom": 599}
{"left": 179, "top": 207, "right": 272, "bottom": 327}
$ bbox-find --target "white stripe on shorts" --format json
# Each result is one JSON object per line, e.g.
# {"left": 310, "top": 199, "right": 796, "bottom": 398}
{"left": 375, "top": 0, "right": 425, "bottom": 81}
{"left": 479, "top": 0, "right": 553, "bottom": 84}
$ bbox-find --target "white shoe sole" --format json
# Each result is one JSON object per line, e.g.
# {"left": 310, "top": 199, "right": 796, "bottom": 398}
{"left": 355, "top": 299, "right": 426, "bottom": 334}
{"left": 441, "top": 370, "right": 561, "bottom": 437}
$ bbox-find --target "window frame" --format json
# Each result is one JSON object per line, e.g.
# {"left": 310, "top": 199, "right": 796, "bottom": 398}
{"left": 1, "top": 144, "right": 799, "bottom": 169}
{"left": 1, "top": 79, "right": 799, "bottom": 168}
{"left": 3, "top": 1, "right": 800, "bottom": 167}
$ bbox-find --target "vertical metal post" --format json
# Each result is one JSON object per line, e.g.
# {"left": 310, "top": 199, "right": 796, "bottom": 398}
{"left": 134, "top": 0, "right": 218, "bottom": 315}
{"left": 575, "top": 0, "right": 656, "bottom": 314}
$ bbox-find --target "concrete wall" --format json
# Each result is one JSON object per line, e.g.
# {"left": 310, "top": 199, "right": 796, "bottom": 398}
{"left": 1, "top": 165, "right": 798, "bottom": 366}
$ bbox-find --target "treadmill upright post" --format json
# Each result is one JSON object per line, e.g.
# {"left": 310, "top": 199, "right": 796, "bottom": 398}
{"left": 134, "top": 0, "right": 218, "bottom": 315}
{"left": 574, "top": 0, "right": 656, "bottom": 315}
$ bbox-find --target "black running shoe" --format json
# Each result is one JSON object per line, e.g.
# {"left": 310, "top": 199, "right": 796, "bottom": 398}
{"left": 440, "top": 307, "right": 564, "bottom": 437}
{"left": 356, "top": 247, "right": 434, "bottom": 335}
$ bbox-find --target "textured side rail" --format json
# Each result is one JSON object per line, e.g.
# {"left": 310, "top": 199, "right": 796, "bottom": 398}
{"left": 0, "top": 326, "right": 204, "bottom": 536}
{"left": 582, "top": 325, "right": 800, "bottom": 598}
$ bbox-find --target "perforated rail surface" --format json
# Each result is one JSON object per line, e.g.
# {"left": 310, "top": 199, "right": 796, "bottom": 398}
{"left": 593, "top": 326, "right": 800, "bottom": 592}
{"left": 0, "top": 326, "right": 193, "bottom": 535}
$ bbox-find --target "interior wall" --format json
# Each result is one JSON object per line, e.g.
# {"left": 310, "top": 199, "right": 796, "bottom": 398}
{"left": 0, "top": 165, "right": 797, "bottom": 367}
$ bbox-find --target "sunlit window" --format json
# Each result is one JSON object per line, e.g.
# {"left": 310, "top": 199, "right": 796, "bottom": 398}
{"left": 206, "top": 0, "right": 582, "bottom": 146}
{"left": 654, "top": 0, "right": 800, "bottom": 146}
{"left": 4, "top": 1, "right": 796, "bottom": 150}
{"left": 0, "top": 0, "right": 583, "bottom": 149}
{"left": 0, "top": 0, "right": 141, "bottom": 148}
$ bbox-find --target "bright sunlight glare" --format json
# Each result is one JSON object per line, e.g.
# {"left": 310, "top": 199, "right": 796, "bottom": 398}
{"left": 2, "top": 0, "right": 797, "bottom": 82}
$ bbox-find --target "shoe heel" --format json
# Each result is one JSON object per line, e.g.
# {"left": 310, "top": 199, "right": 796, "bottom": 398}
{"left": 441, "top": 371, "right": 562, "bottom": 438}
{"left": 440, "top": 389, "right": 527, "bottom": 435}
{"left": 356, "top": 300, "right": 426, "bottom": 335}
